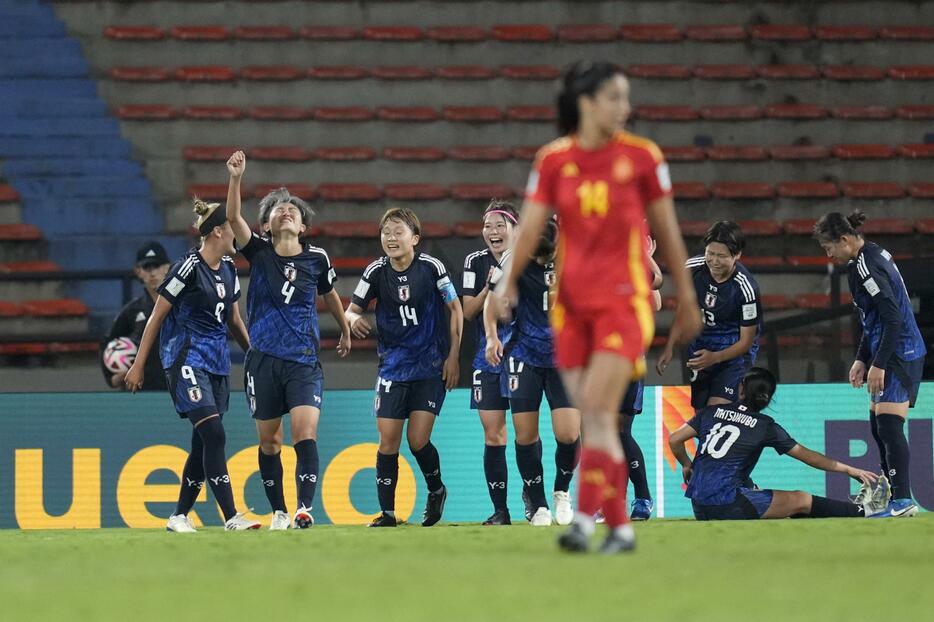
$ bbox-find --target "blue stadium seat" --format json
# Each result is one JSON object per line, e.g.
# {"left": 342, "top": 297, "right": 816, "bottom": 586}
{"left": 22, "top": 198, "right": 162, "bottom": 235}
{"left": 3, "top": 159, "right": 143, "bottom": 177}
{"left": 0, "top": 38, "right": 82, "bottom": 58}
{"left": 0, "top": 79, "right": 97, "bottom": 97}
{"left": 0, "top": 57, "right": 88, "bottom": 78}
{"left": 0, "top": 98, "right": 107, "bottom": 119}
{"left": 0, "top": 18, "right": 65, "bottom": 38}
{"left": 0, "top": 118, "right": 121, "bottom": 137}
{"left": 0, "top": 137, "right": 132, "bottom": 158}
{"left": 9, "top": 176, "right": 152, "bottom": 199}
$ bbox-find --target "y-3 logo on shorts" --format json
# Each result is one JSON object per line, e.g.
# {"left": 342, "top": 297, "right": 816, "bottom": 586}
{"left": 314, "top": 395, "right": 322, "bottom": 405}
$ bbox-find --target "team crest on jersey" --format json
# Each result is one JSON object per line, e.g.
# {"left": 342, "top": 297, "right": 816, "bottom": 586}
{"left": 283, "top": 265, "right": 297, "bottom": 282}
{"left": 398, "top": 285, "right": 410, "bottom": 301}
{"left": 215, "top": 283, "right": 226, "bottom": 299}
{"left": 705, "top": 292, "right": 717, "bottom": 308}
{"left": 544, "top": 270, "right": 556, "bottom": 287}
{"left": 612, "top": 157, "right": 634, "bottom": 183}
{"left": 508, "top": 375, "right": 519, "bottom": 392}
{"left": 187, "top": 387, "right": 202, "bottom": 403}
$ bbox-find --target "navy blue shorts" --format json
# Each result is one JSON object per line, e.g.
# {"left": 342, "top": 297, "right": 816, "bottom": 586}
{"left": 689, "top": 355, "right": 749, "bottom": 410}
{"left": 165, "top": 364, "right": 229, "bottom": 424}
{"left": 374, "top": 376, "right": 446, "bottom": 419}
{"left": 872, "top": 356, "right": 924, "bottom": 407}
{"left": 500, "top": 356, "right": 572, "bottom": 413}
{"left": 692, "top": 487, "right": 774, "bottom": 521}
{"left": 244, "top": 349, "right": 324, "bottom": 420}
{"left": 471, "top": 369, "right": 510, "bottom": 411}
{"left": 620, "top": 379, "right": 644, "bottom": 415}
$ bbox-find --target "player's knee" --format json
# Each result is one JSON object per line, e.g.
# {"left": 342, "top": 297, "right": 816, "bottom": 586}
{"left": 793, "top": 491, "right": 811, "bottom": 514}
{"left": 484, "top": 428, "right": 507, "bottom": 445}
{"left": 195, "top": 416, "right": 226, "bottom": 448}
{"left": 514, "top": 429, "right": 539, "bottom": 445}
{"left": 259, "top": 439, "right": 281, "bottom": 455}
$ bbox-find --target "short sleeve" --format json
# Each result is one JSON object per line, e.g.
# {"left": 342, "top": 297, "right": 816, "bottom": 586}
{"left": 314, "top": 248, "right": 336, "bottom": 295}
{"left": 351, "top": 261, "right": 381, "bottom": 309}
{"left": 686, "top": 412, "right": 703, "bottom": 435}
{"left": 157, "top": 256, "right": 196, "bottom": 305}
{"left": 525, "top": 150, "right": 558, "bottom": 206}
{"left": 766, "top": 422, "right": 797, "bottom": 455}
{"left": 736, "top": 270, "right": 761, "bottom": 327}
{"left": 638, "top": 144, "right": 671, "bottom": 206}
{"left": 462, "top": 253, "right": 485, "bottom": 297}
{"left": 238, "top": 232, "right": 269, "bottom": 263}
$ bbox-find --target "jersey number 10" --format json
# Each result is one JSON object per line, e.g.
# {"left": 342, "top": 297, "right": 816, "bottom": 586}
{"left": 699, "top": 422, "right": 741, "bottom": 459}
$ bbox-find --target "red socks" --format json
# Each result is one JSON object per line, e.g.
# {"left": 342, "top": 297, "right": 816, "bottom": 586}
{"left": 576, "top": 448, "right": 630, "bottom": 527}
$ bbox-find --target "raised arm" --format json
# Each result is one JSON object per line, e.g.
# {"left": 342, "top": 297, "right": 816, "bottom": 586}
{"left": 786, "top": 444, "right": 878, "bottom": 486}
{"left": 225, "top": 150, "right": 251, "bottom": 248}
{"left": 323, "top": 289, "right": 351, "bottom": 357}
{"left": 124, "top": 296, "right": 173, "bottom": 393}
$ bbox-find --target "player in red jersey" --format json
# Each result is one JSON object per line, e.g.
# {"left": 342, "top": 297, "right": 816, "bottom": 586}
{"left": 494, "top": 61, "right": 701, "bottom": 553}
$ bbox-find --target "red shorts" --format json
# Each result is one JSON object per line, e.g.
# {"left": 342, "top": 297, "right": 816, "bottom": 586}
{"left": 551, "top": 295, "right": 655, "bottom": 376}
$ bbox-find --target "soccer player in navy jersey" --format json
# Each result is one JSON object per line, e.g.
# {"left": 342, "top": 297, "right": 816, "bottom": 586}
{"left": 669, "top": 368, "right": 881, "bottom": 520}
{"left": 462, "top": 200, "right": 519, "bottom": 525}
{"left": 657, "top": 221, "right": 762, "bottom": 411}
{"left": 344, "top": 207, "right": 463, "bottom": 527}
{"left": 225, "top": 151, "right": 352, "bottom": 530}
{"left": 125, "top": 199, "right": 260, "bottom": 531}
{"left": 485, "top": 218, "right": 581, "bottom": 527}
{"left": 814, "top": 211, "right": 926, "bottom": 518}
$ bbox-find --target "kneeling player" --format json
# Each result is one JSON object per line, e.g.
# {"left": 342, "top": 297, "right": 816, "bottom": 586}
{"left": 345, "top": 208, "right": 463, "bottom": 527}
{"left": 669, "top": 368, "right": 882, "bottom": 520}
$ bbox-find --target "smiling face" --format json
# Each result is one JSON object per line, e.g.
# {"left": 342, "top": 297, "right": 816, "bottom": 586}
{"left": 704, "top": 241, "right": 739, "bottom": 281}
{"left": 482, "top": 213, "right": 514, "bottom": 256}
{"left": 580, "top": 74, "right": 631, "bottom": 136}
{"left": 380, "top": 217, "right": 419, "bottom": 259}
{"left": 265, "top": 202, "right": 306, "bottom": 237}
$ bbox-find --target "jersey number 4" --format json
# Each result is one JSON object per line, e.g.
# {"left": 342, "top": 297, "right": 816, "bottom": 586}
{"left": 699, "top": 422, "right": 741, "bottom": 459}
{"left": 577, "top": 180, "right": 609, "bottom": 218}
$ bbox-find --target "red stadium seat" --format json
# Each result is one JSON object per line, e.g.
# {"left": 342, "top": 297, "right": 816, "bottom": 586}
{"left": 908, "top": 183, "right": 934, "bottom": 198}
{"left": 169, "top": 26, "right": 230, "bottom": 41}
{"left": 662, "top": 146, "right": 706, "bottom": 161}
{"left": 443, "top": 106, "right": 503, "bottom": 122}
{"left": 104, "top": 26, "right": 165, "bottom": 41}
{"left": 821, "top": 65, "right": 885, "bottom": 81}
{"left": 916, "top": 219, "right": 934, "bottom": 234}
{"left": 888, "top": 66, "right": 934, "bottom": 80}
{"left": 331, "top": 257, "right": 375, "bottom": 271}
{"left": 320, "top": 221, "right": 378, "bottom": 238}
{"left": 115, "top": 104, "right": 177, "bottom": 120}
{"left": 749, "top": 25, "right": 811, "bottom": 41}
{"left": 679, "top": 221, "right": 711, "bottom": 236}
{"left": 450, "top": 184, "right": 515, "bottom": 200}
{"left": 737, "top": 220, "right": 783, "bottom": 236}
{"left": 842, "top": 183, "right": 905, "bottom": 198}
{"left": 619, "top": 24, "right": 682, "bottom": 42}
{"left": 240, "top": 66, "right": 303, "bottom": 81}
{"left": 0, "top": 343, "right": 50, "bottom": 356}
{"left": 0, "top": 185, "right": 21, "bottom": 202}
{"left": 0, "top": 301, "right": 24, "bottom": 317}
{"left": 187, "top": 184, "right": 250, "bottom": 200}
{"left": 899, "top": 144, "right": 934, "bottom": 158}
{"left": 694, "top": 64, "right": 756, "bottom": 80}
{"left": 557, "top": 25, "right": 618, "bottom": 42}
{"left": 635, "top": 106, "right": 698, "bottom": 121}
{"left": 755, "top": 64, "right": 821, "bottom": 79}
{"left": 626, "top": 64, "right": 692, "bottom": 79}
{"left": 706, "top": 146, "right": 769, "bottom": 161}
{"left": 794, "top": 293, "right": 853, "bottom": 309}
{"left": 499, "top": 65, "right": 561, "bottom": 80}
{"left": 776, "top": 182, "right": 839, "bottom": 198}
{"left": 21, "top": 298, "right": 89, "bottom": 318}
{"left": 861, "top": 219, "right": 914, "bottom": 234}
{"left": 832, "top": 144, "right": 896, "bottom": 159}
{"left": 454, "top": 222, "right": 484, "bottom": 237}
{"left": 313, "top": 107, "right": 374, "bottom": 121}
{"left": 783, "top": 219, "right": 817, "bottom": 234}
{"left": 182, "top": 106, "right": 242, "bottom": 120}
{"left": 511, "top": 146, "right": 540, "bottom": 161}
{"left": 311, "top": 147, "right": 376, "bottom": 161}
{"left": 234, "top": 26, "right": 295, "bottom": 41}
{"left": 250, "top": 147, "right": 313, "bottom": 161}
{"left": 384, "top": 184, "right": 449, "bottom": 201}
{"left": 761, "top": 295, "right": 794, "bottom": 311}
{"left": 108, "top": 66, "right": 170, "bottom": 82}
{"left": 506, "top": 106, "right": 555, "bottom": 122}
{"left": 0, "top": 224, "right": 41, "bottom": 240}
{"left": 371, "top": 66, "right": 433, "bottom": 80}
{"left": 434, "top": 66, "right": 496, "bottom": 80}
{"left": 830, "top": 106, "right": 893, "bottom": 119}
{"left": 299, "top": 26, "right": 358, "bottom": 40}
{"left": 361, "top": 26, "right": 423, "bottom": 41}
{"left": 447, "top": 146, "right": 510, "bottom": 161}
{"left": 769, "top": 145, "right": 831, "bottom": 160}
{"left": 699, "top": 105, "right": 762, "bottom": 120}
{"left": 248, "top": 106, "right": 312, "bottom": 120}
{"left": 684, "top": 25, "right": 747, "bottom": 41}
{"left": 814, "top": 25, "right": 876, "bottom": 40}
{"left": 741, "top": 256, "right": 783, "bottom": 267}
{"left": 895, "top": 105, "right": 934, "bottom": 119}
{"left": 763, "top": 104, "right": 827, "bottom": 119}
{"left": 383, "top": 147, "right": 446, "bottom": 161}
{"left": 317, "top": 184, "right": 382, "bottom": 202}
{"left": 316, "top": 296, "right": 351, "bottom": 312}
{"left": 711, "top": 182, "right": 774, "bottom": 199}
{"left": 378, "top": 106, "right": 439, "bottom": 122}
{"left": 672, "top": 182, "right": 709, "bottom": 200}
{"left": 252, "top": 183, "right": 316, "bottom": 200}
{"left": 491, "top": 25, "right": 553, "bottom": 42}
{"left": 879, "top": 26, "right": 934, "bottom": 40}
{"left": 175, "top": 66, "right": 237, "bottom": 82}
{"left": 426, "top": 26, "right": 487, "bottom": 42}
{"left": 183, "top": 146, "right": 238, "bottom": 161}
{"left": 308, "top": 66, "right": 369, "bottom": 80}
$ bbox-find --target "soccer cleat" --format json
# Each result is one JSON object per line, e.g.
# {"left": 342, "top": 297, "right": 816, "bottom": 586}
{"left": 224, "top": 512, "right": 261, "bottom": 531}
{"left": 557, "top": 521, "right": 590, "bottom": 553}
{"left": 594, "top": 510, "right": 606, "bottom": 524}
{"left": 269, "top": 510, "right": 291, "bottom": 531}
{"left": 871, "top": 474, "right": 891, "bottom": 510}
{"left": 166, "top": 514, "right": 197, "bottom": 533}
{"left": 869, "top": 498, "right": 919, "bottom": 518}
{"left": 521, "top": 486, "right": 534, "bottom": 522}
{"left": 530, "top": 506, "right": 553, "bottom": 527}
{"left": 598, "top": 525, "right": 637, "bottom": 554}
{"left": 292, "top": 506, "right": 314, "bottom": 529}
{"left": 369, "top": 512, "right": 397, "bottom": 527}
{"left": 482, "top": 508, "right": 512, "bottom": 525}
{"left": 630, "top": 498, "right": 654, "bottom": 521}
{"left": 553, "top": 491, "right": 573, "bottom": 526}
{"left": 421, "top": 486, "right": 447, "bottom": 526}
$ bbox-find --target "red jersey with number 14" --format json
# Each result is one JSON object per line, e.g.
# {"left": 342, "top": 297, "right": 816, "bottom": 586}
{"left": 525, "top": 131, "right": 671, "bottom": 305}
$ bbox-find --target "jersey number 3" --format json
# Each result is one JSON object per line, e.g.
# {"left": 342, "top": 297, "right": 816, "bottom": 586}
{"left": 577, "top": 180, "right": 609, "bottom": 218}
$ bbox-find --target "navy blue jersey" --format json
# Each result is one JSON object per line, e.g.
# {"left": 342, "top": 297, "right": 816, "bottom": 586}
{"left": 685, "top": 402, "right": 797, "bottom": 506}
{"left": 158, "top": 250, "right": 240, "bottom": 375}
{"left": 462, "top": 248, "right": 511, "bottom": 373}
{"left": 352, "top": 252, "right": 455, "bottom": 382}
{"left": 849, "top": 242, "right": 926, "bottom": 367}
{"left": 491, "top": 250, "right": 557, "bottom": 368}
{"left": 687, "top": 256, "right": 761, "bottom": 361}
{"left": 239, "top": 233, "right": 335, "bottom": 365}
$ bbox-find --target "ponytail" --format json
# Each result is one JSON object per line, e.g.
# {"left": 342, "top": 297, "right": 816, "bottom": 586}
{"left": 741, "top": 367, "right": 777, "bottom": 411}
{"left": 813, "top": 210, "right": 866, "bottom": 243}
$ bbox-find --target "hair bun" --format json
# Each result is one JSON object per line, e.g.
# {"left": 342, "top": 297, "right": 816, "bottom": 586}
{"left": 845, "top": 210, "right": 867, "bottom": 229}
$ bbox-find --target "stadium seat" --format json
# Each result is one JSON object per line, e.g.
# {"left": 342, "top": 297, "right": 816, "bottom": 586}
{"left": 383, "top": 184, "right": 449, "bottom": 201}
{"left": 0, "top": 343, "right": 48, "bottom": 356}
{"left": 182, "top": 106, "right": 242, "bottom": 120}
{"left": 841, "top": 182, "right": 905, "bottom": 198}
{"left": 312, "top": 147, "right": 375, "bottom": 161}
{"left": 443, "top": 106, "right": 503, "bottom": 122}
{"left": 814, "top": 25, "right": 876, "bottom": 40}
{"left": 888, "top": 66, "right": 934, "bottom": 80}
{"left": 240, "top": 66, "right": 303, "bottom": 81}
{"left": 760, "top": 294, "right": 794, "bottom": 311}
{"left": 915, "top": 219, "right": 934, "bottom": 234}
{"left": 0, "top": 301, "right": 24, "bottom": 317}
{"left": 450, "top": 184, "right": 515, "bottom": 200}
{"left": 108, "top": 66, "right": 170, "bottom": 82}
{"left": 420, "top": 222, "right": 454, "bottom": 237}
{"left": 711, "top": 182, "right": 774, "bottom": 199}
{"left": 447, "top": 146, "right": 510, "bottom": 161}
{"left": 830, "top": 106, "right": 893, "bottom": 119}
{"left": 169, "top": 26, "right": 230, "bottom": 41}
{"left": 426, "top": 26, "right": 487, "bottom": 42}
{"left": 672, "top": 182, "right": 709, "bottom": 199}
{"left": 453, "top": 221, "right": 484, "bottom": 237}
{"left": 308, "top": 66, "right": 369, "bottom": 80}
{"left": 175, "top": 66, "right": 237, "bottom": 82}
{"left": 755, "top": 64, "right": 821, "bottom": 79}
{"left": 740, "top": 256, "right": 783, "bottom": 267}
{"left": 250, "top": 147, "right": 313, "bottom": 161}
{"left": 331, "top": 257, "right": 374, "bottom": 271}
{"left": 234, "top": 26, "right": 295, "bottom": 41}
{"left": 662, "top": 146, "right": 706, "bottom": 161}
{"left": 776, "top": 181, "right": 840, "bottom": 198}
{"left": 769, "top": 145, "right": 831, "bottom": 160}
{"left": 694, "top": 64, "right": 756, "bottom": 80}
{"left": 248, "top": 106, "right": 312, "bottom": 120}
{"left": 186, "top": 184, "right": 250, "bottom": 200}
{"left": 706, "top": 146, "right": 768, "bottom": 161}
{"left": 878, "top": 26, "right": 934, "bottom": 40}
{"left": 619, "top": 24, "right": 682, "bottom": 42}
{"left": 499, "top": 65, "right": 561, "bottom": 80}
{"left": 861, "top": 219, "right": 914, "bottom": 234}
{"left": 749, "top": 25, "right": 811, "bottom": 41}
{"left": 737, "top": 220, "right": 783, "bottom": 236}
{"left": 832, "top": 144, "right": 897, "bottom": 159}
{"left": 821, "top": 65, "right": 885, "bottom": 81}
{"left": 361, "top": 26, "right": 423, "bottom": 41}
{"left": 299, "top": 26, "right": 358, "bottom": 40}
{"left": 557, "top": 25, "right": 618, "bottom": 42}
{"left": 491, "top": 25, "right": 553, "bottom": 42}
{"left": 434, "top": 66, "right": 496, "bottom": 80}
{"left": 895, "top": 105, "right": 934, "bottom": 119}
{"left": 103, "top": 26, "right": 165, "bottom": 41}
{"left": 511, "top": 146, "right": 540, "bottom": 160}
{"left": 183, "top": 146, "right": 238, "bottom": 161}
{"left": 679, "top": 221, "right": 711, "bottom": 236}
{"left": 114, "top": 104, "right": 177, "bottom": 120}
{"left": 320, "top": 221, "right": 378, "bottom": 238}
{"left": 378, "top": 106, "right": 439, "bottom": 122}
{"left": 763, "top": 104, "right": 827, "bottom": 119}
{"left": 783, "top": 219, "right": 816, "bottom": 235}
{"left": 0, "top": 185, "right": 21, "bottom": 202}
{"left": 907, "top": 183, "right": 934, "bottom": 198}
{"left": 899, "top": 144, "right": 934, "bottom": 158}
{"left": 795, "top": 294, "right": 852, "bottom": 309}
{"left": 313, "top": 107, "right": 374, "bottom": 121}
{"left": 699, "top": 105, "right": 762, "bottom": 120}
{"left": 383, "top": 147, "right": 446, "bottom": 161}
{"left": 627, "top": 64, "right": 692, "bottom": 79}
{"left": 371, "top": 66, "right": 432, "bottom": 80}
{"left": 253, "top": 183, "right": 316, "bottom": 200}
{"left": 506, "top": 106, "right": 555, "bottom": 121}
{"left": 317, "top": 184, "right": 382, "bottom": 201}
{"left": 21, "top": 298, "right": 89, "bottom": 317}
{"left": 684, "top": 25, "right": 747, "bottom": 41}
{"left": 635, "top": 106, "right": 698, "bottom": 121}
{"left": 0, "top": 224, "right": 42, "bottom": 240}
{"left": 787, "top": 255, "right": 830, "bottom": 267}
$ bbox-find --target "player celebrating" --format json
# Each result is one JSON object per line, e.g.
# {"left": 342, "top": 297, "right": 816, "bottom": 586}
{"left": 814, "top": 211, "right": 926, "bottom": 518}
{"left": 485, "top": 218, "right": 581, "bottom": 527}
{"left": 225, "top": 151, "right": 352, "bottom": 530}
{"left": 669, "top": 367, "right": 882, "bottom": 520}
{"left": 345, "top": 207, "right": 463, "bottom": 527}
{"left": 125, "top": 199, "right": 259, "bottom": 531}
{"left": 495, "top": 61, "right": 701, "bottom": 553}
{"left": 657, "top": 221, "right": 761, "bottom": 411}
{"left": 462, "top": 200, "right": 519, "bottom": 525}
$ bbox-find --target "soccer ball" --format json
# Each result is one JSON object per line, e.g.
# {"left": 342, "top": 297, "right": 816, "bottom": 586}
{"left": 103, "top": 337, "right": 138, "bottom": 373}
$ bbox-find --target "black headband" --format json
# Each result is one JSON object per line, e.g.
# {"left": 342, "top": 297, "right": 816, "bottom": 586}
{"left": 197, "top": 206, "right": 227, "bottom": 236}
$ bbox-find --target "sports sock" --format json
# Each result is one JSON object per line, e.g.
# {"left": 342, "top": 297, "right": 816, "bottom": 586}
{"left": 376, "top": 451, "right": 399, "bottom": 512}
{"left": 515, "top": 440, "right": 547, "bottom": 509}
{"left": 576, "top": 448, "right": 615, "bottom": 518}
{"left": 483, "top": 444, "right": 508, "bottom": 510}
{"left": 620, "top": 416, "right": 651, "bottom": 500}
{"left": 258, "top": 447, "right": 287, "bottom": 513}
{"left": 554, "top": 437, "right": 580, "bottom": 492}
{"left": 411, "top": 442, "right": 444, "bottom": 493}
{"left": 195, "top": 417, "right": 237, "bottom": 522}
{"left": 601, "top": 458, "right": 631, "bottom": 528}
{"left": 175, "top": 427, "right": 205, "bottom": 516}
{"left": 810, "top": 495, "right": 863, "bottom": 518}
{"left": 876, "top": 414, "right": 912, "bottom": 499}
{"left": 294, "top": 439, "right": 319, "bottom": 510}
{"left": 869, "top": 412, "right": 890, "bottom": 476}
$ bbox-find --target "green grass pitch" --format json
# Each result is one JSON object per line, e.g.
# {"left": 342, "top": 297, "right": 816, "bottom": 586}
{"left": 4, "top": 515, "right": 933, "bottom": 621}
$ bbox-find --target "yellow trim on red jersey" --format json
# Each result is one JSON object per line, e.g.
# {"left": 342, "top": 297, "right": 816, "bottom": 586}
{"left": 533, "top": 136, "right": 574, "bottom": 167}
{"left": 616, "top": 131, "right": 664, "bottom": 164}
{"left": 627, "top": 228, "right": 656, "bottom": 350}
